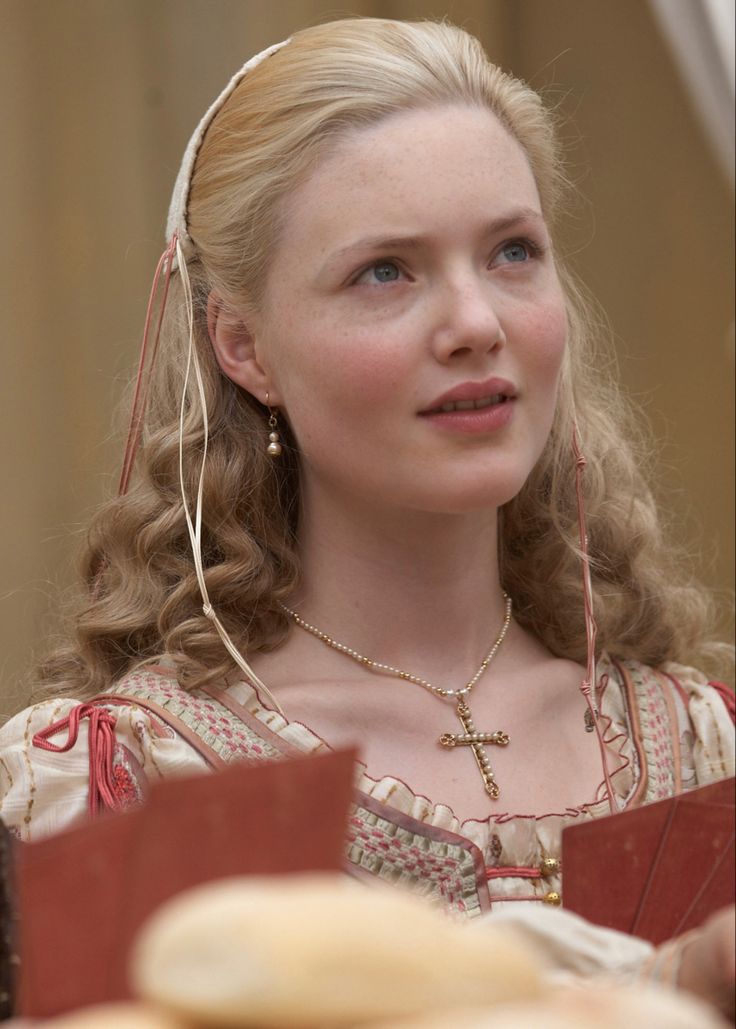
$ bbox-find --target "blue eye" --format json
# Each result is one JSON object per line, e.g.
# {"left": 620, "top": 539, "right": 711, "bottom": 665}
{"left": 352, "top": 260, "right": 403, "bottom": 286}
{"left": 371, "top": 261, "right": 401, "bottom": 282}
{"left": 352, "top": 259, "right": 407, "bottom": 288}
{"left": 499, "top": 241, "right": 532, "bottom": 263}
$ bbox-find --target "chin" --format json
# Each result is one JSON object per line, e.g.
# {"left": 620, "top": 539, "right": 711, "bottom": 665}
{"left": 464, "top": 464, "right": 535, "bottom": 511}
{"left": 407, "top": 474, "right": 530, "bottom": 516}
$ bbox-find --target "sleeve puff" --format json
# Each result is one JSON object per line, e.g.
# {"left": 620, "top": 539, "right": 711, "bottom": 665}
{"left": 663, "top": 663, "right": 735, "bottom": 787}
{"left": 0, "top": 696, "right": 209, "bottom": 843}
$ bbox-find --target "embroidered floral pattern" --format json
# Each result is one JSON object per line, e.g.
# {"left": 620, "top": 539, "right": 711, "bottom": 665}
{"left": 110, "top": 744, "right": 146, "bottom": 808}
{"left": 4, "top": 656, "right": 727, "bottom": 909}
{"left": 627, "top": 663, "right": 678, "bottom": 802}
{"left": 108, "top": 671, "right": 284, "bottom": 764}
{"left": 347, "top": 807, "right": 485, "bottom": 917}
{"left": 105, "top": 660, "right": 674, "bottom": 913}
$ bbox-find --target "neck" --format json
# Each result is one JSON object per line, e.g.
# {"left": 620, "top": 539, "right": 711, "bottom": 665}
{"left": 291, "top": 484, "right": 507, "bottom": 684}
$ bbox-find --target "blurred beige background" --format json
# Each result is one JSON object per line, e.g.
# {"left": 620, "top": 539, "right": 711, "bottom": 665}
{"left": 1, "top": 0, "right": 733, "bottom": 719}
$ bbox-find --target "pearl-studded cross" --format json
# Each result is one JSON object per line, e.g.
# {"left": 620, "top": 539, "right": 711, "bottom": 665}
{"left": 439, "top": 699, "right": 509, "bottom": 798}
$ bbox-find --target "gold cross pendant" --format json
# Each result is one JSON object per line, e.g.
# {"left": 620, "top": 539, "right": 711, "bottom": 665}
{"left": 439, "top": 699, "right": 509, "bottom": 799}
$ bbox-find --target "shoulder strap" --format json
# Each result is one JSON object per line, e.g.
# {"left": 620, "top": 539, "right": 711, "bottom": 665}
{"left": 93, "top": 693, "right": 228, "bottom": 770}
{"left": 611, "top": 658, "right": 649, "bottom": 805}
{"left": 102, "top": 669, "right": 287, "bottom": 766}
{"left": 612, "top": 659, "right": 683, "bottom": 804}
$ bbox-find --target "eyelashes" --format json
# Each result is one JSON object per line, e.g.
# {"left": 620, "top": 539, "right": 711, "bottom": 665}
{"left": 352, "top": 260, "right": 405, "bottom": 286}
{"left": 494, "top": 237, "right": 545, "bottom": 264}
{"left": 349, "top": 236, "right": 547, "bottom": 287}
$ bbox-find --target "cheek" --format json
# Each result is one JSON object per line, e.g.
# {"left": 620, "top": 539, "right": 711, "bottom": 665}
{"left": 286, "top": 321, "right": 407, "bottom": 409}
{"left": 274, "top": 323, "right": 407, "bottom": 459}
{"left": 521, "top": 299, "right": 568, "bottom": 385}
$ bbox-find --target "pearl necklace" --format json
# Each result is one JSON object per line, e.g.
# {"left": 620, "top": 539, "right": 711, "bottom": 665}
{"left": 278, "top": 593, "right": 512, "bottom": 799}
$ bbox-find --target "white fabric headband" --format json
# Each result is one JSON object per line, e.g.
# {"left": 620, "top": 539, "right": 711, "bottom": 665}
{"left": 166, "top": 38, "right": 290, "bottom": 263}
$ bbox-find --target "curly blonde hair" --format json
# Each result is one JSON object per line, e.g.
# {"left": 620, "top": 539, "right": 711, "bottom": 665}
{"left": 36, "top": 17, "right": 719, "bottom": 700}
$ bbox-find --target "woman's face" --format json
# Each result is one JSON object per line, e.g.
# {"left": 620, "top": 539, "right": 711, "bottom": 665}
{"left": 248, "top": 104, "right": 567, "bottom": 515}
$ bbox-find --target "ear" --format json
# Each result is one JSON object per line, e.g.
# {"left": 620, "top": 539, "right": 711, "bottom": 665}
{"left": 207, "top": 290, "right": 282, "bottom": 406}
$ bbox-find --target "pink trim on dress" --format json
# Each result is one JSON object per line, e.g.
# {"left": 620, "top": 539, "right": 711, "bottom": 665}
{"left": 488, "top": 894, "right": 545, "bottom": 904}
{"left": 95, "top": 693, "right": 228, "bottom": 771}
{"left": 657, "top": 673, "right": 683, "bottom": 793}
{"left": 32, "top": 704, "right": 121, "bottom": 817}
{"left": 612, "top": 658, "right": 649, "bottom": 807}
{"left": 201, "top": 684, "right": 303, "bottom": 760}
{"left": 486, "top": 866, "right": 545, "bottom": 880}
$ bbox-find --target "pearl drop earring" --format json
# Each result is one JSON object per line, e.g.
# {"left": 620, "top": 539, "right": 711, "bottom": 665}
{"left": 266, "top": 393, "right": 282, "bottom": 458}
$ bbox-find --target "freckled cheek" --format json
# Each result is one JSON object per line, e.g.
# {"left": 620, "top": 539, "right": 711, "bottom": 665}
{"left": 520, "top": 303, "right": 568, "bottom": 382}
{"left": 288, "top": 353, "right": 401, "bottom": 463}
{"left": 298, "top": 330, "right": 406, "bottom": 410}
{"left": 340, "top": 350, "right": 404, "bottom": 407}
{"left": 275, "top": 327, "right": 407, "bottom": 457}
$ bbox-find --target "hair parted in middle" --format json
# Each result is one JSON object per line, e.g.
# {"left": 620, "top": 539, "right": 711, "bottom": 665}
{"left": 37, "top": 16, "right": 715, "bottom": 700}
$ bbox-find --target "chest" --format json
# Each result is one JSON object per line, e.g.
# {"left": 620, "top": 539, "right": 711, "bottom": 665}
{"left": 272, "top": 673, "right": 605, "bottom": 821}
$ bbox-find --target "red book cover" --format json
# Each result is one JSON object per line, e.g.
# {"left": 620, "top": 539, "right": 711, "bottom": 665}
{"left": 15, "top": 747, "right": 357, "bottom": 1018}
{"left": 562, "top": 777, "right": 735, "bottom": 944}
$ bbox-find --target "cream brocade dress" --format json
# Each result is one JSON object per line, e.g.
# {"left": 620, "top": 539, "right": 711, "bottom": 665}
{"left": 0, "top": 653, "right": 733, "bottom": 923}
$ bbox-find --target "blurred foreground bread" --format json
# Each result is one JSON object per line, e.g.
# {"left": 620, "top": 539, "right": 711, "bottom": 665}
{"left": 131, "top": 874, "right": 541, "bottom": 1027}
{"left": 371, "top": 982, "right": 729, "bottom": 1029}
{"left": 42, "top": 983, "right": 729, "bottom": 1029}
{"left": 47, "top": 1002, "right": 185, "bottom": 1027}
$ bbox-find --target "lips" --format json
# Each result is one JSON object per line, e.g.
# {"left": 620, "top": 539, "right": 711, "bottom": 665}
{"left": 436, "top": 393, "right": 506, "bottom": 413}
{"left": 420, "top": 378, "right": 517, "bottom": 416}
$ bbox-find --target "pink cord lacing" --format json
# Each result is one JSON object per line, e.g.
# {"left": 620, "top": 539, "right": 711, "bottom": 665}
{"left": 486, "top": 866, "right": 547, "bottom": 880}
{"left": 32, "top": 705, "right": 121, "bottom": 817}
{"left": 117, "top": 233, "right": 178, "bottom": 497}
{"left": 573, "top": 425, "right": 617, "bottom": 814}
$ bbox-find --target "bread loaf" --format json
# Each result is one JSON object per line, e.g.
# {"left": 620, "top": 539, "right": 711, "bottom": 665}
{"left": 131, "top": 874, "right": 541, "bottom": 1028}
{"left": 370, "top": 982, "right": 729, "bottom": 1029}
{"left": 46, "top": 1001, "right": 186, "bottom": 1028}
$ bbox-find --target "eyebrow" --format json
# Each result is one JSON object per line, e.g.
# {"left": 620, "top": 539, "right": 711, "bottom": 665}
{"left": 323, "top": 206, "right": 546, "bottom": 267}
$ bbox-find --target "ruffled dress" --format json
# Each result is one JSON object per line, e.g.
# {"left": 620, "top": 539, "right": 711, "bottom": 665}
{"left": 1, "top": 653, "right": 733, "bottom": 921}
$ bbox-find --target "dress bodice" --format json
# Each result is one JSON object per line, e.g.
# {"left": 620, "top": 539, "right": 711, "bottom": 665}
{"left": 3, "top": 654, "right": 731, "bottom": 918}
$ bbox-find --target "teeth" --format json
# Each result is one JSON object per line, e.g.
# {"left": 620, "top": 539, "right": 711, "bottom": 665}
{"left": 438, "top": 394, "right": 504, "bottom": 413}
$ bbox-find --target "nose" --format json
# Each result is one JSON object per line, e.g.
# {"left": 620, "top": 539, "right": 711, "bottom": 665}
{"left": 430, "top": 274, "right": 506, "bottom": 364}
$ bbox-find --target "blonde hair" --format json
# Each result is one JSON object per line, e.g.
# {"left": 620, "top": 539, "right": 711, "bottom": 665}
{"left": 37, "top": 17, "right": 719, "bottom": 699}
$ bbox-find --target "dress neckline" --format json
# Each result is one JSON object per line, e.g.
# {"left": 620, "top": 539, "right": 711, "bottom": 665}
{"left": 219, "top": 651, "right": 636, "bottom": 841}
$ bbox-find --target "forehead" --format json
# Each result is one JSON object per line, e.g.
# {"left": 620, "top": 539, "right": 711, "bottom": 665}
{"left": 274, "top": 105, "right": 542, "bottom": 256}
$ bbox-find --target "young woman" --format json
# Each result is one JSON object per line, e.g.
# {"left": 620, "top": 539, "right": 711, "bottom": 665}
{"left": 1, "top": 16, "right": 733, "bottom": 1014}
